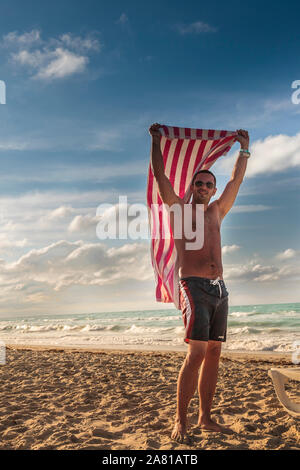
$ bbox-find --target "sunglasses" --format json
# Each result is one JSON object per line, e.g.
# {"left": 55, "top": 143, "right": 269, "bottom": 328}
{"left": 194, "top": 180, "right": 215, "bottom": 189}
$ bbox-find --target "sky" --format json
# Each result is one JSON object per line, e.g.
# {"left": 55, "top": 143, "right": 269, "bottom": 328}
{"left": 0, "top": 0, "right": 299, "bottom": 316}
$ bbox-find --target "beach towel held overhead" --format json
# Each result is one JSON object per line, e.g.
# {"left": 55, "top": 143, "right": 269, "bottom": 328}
{"left": 147, "top": 124, "right": 237, "bottom": 309}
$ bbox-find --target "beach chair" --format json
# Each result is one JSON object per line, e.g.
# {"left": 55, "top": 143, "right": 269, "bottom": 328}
{"left": 268, "top": 368, "right": 300, "bottom": 418}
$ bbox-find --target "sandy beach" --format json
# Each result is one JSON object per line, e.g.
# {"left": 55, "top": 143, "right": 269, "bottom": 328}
{"left": 0, "top": 344, "right": 299, "bottom": 450}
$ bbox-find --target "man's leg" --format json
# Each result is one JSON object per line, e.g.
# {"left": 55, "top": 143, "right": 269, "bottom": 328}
{"left": 171, "top": 340, "right": 207, "bottom": 442}
{"left": 197, "top": 340, "right": 231, "bottom": 432}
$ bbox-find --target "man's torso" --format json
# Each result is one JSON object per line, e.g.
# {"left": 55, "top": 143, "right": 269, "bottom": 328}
{"left": 170, "top": 200, "right": 223, "bottom": 279}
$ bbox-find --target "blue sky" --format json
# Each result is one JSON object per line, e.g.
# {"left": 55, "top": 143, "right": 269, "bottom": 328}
{"left": 0, "top": 0, "right": 299, "bottom": 315}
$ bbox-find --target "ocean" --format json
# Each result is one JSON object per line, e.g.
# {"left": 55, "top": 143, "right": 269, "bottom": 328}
{"left": 0, "top": 302, "right": 299, "bottom": 354}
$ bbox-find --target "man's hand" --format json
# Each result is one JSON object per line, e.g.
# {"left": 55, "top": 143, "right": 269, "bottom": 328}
{"left": 236, "top": 129, "right": 249, "bottom": 150}
{"left": 149, "top": 123, "right": 162, "bottom": 139}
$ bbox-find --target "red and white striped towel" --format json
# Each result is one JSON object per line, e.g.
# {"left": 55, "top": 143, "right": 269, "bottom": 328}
{"left": 147, "top": 124, "right": 237, "bottom": 309}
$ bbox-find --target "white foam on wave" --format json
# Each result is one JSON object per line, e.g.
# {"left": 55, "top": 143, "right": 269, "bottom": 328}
{"left": 0, "top": 304, "right": 299, "bottom": 353}
{"left": 229, "top": 326, "right": 262, "bottom": 335}
{"left": 2, "top": 328, "right": 299, "bottom": 352}
{"left": 124, "top": 324, "right": 176, "bottom": 334}
{"left": 229, "top": 311, "right": 257, "bottom": 318}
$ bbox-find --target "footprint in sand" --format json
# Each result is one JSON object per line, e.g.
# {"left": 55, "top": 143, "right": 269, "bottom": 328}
{"left": 90, "top": 422, "right": 123, "bottom": 440}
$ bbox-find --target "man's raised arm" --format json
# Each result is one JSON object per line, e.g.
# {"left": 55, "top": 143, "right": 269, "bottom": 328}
{"left": 149, "top": 123, "right": 180, "bottom": 206}
{"left": 217, "top": 129, "right": 250, "bottom": 219}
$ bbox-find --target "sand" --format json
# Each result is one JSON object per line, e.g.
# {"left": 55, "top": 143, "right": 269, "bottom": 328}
{"left": 0, "top": 344, "right": 299, "bottom": 450}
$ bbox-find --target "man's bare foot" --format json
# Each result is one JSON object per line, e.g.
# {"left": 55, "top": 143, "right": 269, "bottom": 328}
{"left": 171, "top": 419, "right": 195, "bottom": 444}
{"left": 198, "top": 417, "right": 233, "bottom": 434}
{"left": 171, "top": 420, "right": 186, "bottom": 443}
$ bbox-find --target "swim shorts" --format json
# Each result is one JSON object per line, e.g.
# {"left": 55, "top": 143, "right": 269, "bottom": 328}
{"left": 179, "top": 276, "right": 229, "bottom": 343}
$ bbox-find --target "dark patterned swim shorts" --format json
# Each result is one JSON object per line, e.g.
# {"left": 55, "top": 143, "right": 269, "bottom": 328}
{"left": 179, "top": 276, "right": 229, "bottom": 343}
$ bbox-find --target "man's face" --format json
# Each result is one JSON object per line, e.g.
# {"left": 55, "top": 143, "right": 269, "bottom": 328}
{"left": 191, "top": 173, "right": 217, "bottom": 204}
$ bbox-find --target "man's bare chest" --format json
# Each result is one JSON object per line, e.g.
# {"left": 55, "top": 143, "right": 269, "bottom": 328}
{"left": 191, "top": 207, "right": 220, "bottom": 232}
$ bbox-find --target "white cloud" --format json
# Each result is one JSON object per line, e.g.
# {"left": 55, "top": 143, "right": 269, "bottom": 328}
{"left": 0, "top": 113, "right": 151, "bottom": 153}
{"left": 224, "top": 262, "right": 278, "bottom": 281}
{"left": 175, "top": 21, "right": 217, "bottom": 34}
{"left": 12, "top": 47, "right": 88, "bottom": 80}
{"left": 0, "top": 160, "right": 147, "bottom": 183}
{"left": 222, "top": 245, "right": 240, "bottom": 254}
{"left": 4, "top": 29, "right": 101, "bottom": 80}
{"left": 57, "top": 33, "right": 100, "bottom": 52}
{"left": 38, "top": 206, "right": 84, "bottom": 232}
{"left": 0, "top": 188, "right": 147, "bottom": 260}
{"left": 0, "top": 191, "right": 111, "bottom": 250}
{"left": 88, "top": 128, "right": 125, "bottom": 151}
{"left": 46, "top": 206, "right": 75, "bottom": 221}
{"left": 224, "top": 257, "right": 300, "bottom": 282}
{"left": 35, "top": 48, "right": 88, "bottom": 80}
{"left": 276, "top": 248, "right": 298, "bottom": 260}
{"left": 219, "top": 131, "right": 300, "bottom": 177}
{"left": 0, "top": 240, "right": 153, "bottom": 302}
{"left": 0, "top": 140, "right": 32, "bottom": 151}
{"left": 263, "top": 99, "right": 293, "bottom": 114}
{"left": 12, "top": 49, "right": 44, "bottom": 67}
{"left": 116, "top": 13, "right": 129, "bottom": 24}
{"left": 2, "top": 235, "right": 300, "bottom": 310}
{"left": 2, "top": 30, "right": 41, "bottom": 46}
{"left": 231, "top": 204, "right": 273, "bottom": 213}
{"left": 69, "top": 199, "right": 149, "bottom": 241}
{"left": 68, "top": 214, "right": 100, "bottom": 232}
{"left": 0, "top": 237, "right": 28, "bottom": 253}
{"left": 0, "top": 190, "right": 112, "bottom": 215}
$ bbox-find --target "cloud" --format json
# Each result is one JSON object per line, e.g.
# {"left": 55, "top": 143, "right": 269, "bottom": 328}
{"left": 2, "top": 30, "right": 41, "bottom": 46}
{"left": 69, "top": 198, "right": 149, "bottom": 242}
{"left": 0, "top": 188, "right": 147, "bottom": 260}
{"left": 0, "top": 190, "right": 111, "bottom": 251}
{"left": 263, "top": 99, "right": 293, "bottom": 114}
{"left": 57, "top": 33, "right": 100, "bottom": 52}
{"left": 45, "top": 206, "right": 75, "bottom": 221}
{"left": 0, "top": 240, "right": 153, "bottom": 303}
{"left": 4, "top": 29, "right": 101, "bottom": 80}
{"left": 224, "top": 262, "right": 278, "bottom": 282}
{"left": 231, "top": 204, "right": 273, "bottom": 213}
{"left": 87, "top": 128, "right": 125, "bottom": 151}
{"left": 276, "top": 248, "right": 298, "bottom": 260}
{"left": 174, "top": 21, "right": 217, "bottom": 35}
{"left": 219, "top": 131, "right": 300, "bottom": 177}
{"left": 0, "top": 237, "right": 28, "bottom": 253}
{"left": 222, "top": 245, "right": 240, "bottom": 254}
{"left": 0, "top": 140, "right": 32, "bottom": 151}
{"left": 0, "top": 190, "right": 112, "bottom": 215}
{"left": 35, "top": 48, "right": 88, "bottom": 80}
{"left": 116, "top": 13, "right": 129, "bottom": 24}
{"left": 224, "top": 257, "right": 300, "bottom": 282}
{"left": 12, "top": 47, "right": 88, "bottom": 80}
{"left": 0, "top": 113, "right": 151, "bottom": 153}
{"left": 0, "top": 159, "right": 147, "bottom": 185}
{"left": 68, "top": 214, "right": 100, "bottom": 233}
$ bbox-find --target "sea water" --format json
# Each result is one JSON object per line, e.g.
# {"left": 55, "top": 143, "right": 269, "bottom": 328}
{"left": 0, "top": 302, "right": 299, "bottom": 353}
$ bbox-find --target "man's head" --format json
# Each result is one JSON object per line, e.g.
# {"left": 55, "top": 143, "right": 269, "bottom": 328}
{"left": 191, "top": 170, "right": 217, "bottom": 204}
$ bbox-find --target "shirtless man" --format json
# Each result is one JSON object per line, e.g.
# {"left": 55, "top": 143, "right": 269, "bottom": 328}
{"left": 149, "top": 123, "right": 250, "bottom": 442}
